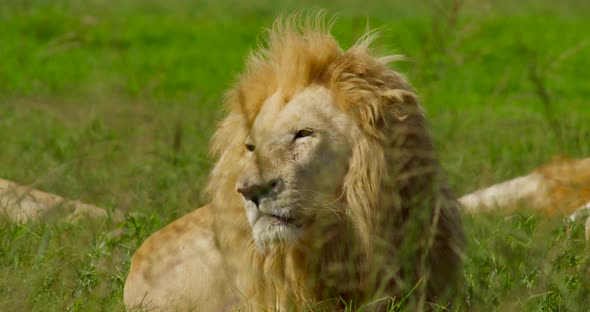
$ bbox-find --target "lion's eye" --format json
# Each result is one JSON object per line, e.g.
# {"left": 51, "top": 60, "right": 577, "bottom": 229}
{"left": 245, "top": 144, "right": 255, "bottom": 152}
{"left": 294, "top": 129, "right": 314, "bottom": 140}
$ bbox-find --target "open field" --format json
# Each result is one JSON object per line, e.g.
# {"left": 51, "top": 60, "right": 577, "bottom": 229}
{"left": 1, "top": 0, "right": 590, "bottom": 310}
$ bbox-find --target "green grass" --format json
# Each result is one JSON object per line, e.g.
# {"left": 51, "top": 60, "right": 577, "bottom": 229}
{"left": 1, "top": 0, "right": 590, "bottom": 310}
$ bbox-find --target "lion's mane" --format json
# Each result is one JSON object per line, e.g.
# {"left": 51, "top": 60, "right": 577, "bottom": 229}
{"left": 206, "top": 14, "right": 464, "bottom": 310}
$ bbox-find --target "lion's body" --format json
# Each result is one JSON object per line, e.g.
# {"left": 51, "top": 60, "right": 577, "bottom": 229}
{"left": 459, "top": 157, "right": 590, "bottom": 216}
{"left": 124, "top": 204, "right": 235, "bottom": 310}
{"left": 459, "top": 156, "right": 590, "bottom": 241}
{"left": 125, "top": 15, "right": 464, "bottom": 311}
{"left": 0, "top": 178, "right": 108, "bottom": 222}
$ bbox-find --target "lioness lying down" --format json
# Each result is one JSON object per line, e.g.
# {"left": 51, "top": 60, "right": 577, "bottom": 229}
{"left": 459, "top": 156, "right": 590, "bottom": 239}
{"left": 124, "top": 15, "right": 465, "bottom": 311}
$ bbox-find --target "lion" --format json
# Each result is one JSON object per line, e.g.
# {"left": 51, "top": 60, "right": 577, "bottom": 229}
{"left": 0, "top": 178, "right": 109, "bottom": 222}
{"left": 124, "top": 14, "right": 465, "bottom": 311}
{"left": 459, "top": 156, "right": 590, "bottom": 240}
{"left": 459, "top": 156, "right": 590, "bottom": 216}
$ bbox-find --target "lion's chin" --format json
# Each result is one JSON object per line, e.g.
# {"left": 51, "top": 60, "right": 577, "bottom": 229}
{"left": 251, "top": 215, "right": 303, "bottom": 250}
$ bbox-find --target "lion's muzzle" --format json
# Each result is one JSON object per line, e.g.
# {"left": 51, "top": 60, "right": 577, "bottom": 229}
{"left": 236, "top": 177, "right": 283, "bottom": 208}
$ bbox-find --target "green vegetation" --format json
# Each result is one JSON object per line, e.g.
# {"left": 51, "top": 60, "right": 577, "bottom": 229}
{"left": 1, "top": 0, "right": 589, "bottom": 310}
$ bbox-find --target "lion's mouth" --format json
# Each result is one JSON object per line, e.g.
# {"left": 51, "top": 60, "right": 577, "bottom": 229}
{"left": 270, "top": 214, "right": 294, "bottom": 225}
{"left": 261, "top": 213, "right": 300, "bottom": 227}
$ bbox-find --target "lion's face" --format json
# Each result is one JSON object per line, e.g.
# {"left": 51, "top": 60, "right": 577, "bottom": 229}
{"left": 235, "top": 86, "right": 354, "bottom": 248}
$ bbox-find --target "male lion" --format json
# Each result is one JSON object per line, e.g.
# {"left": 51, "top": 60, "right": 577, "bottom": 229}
{"left": 124, "top": 15, "right": 464, "bottom": 311}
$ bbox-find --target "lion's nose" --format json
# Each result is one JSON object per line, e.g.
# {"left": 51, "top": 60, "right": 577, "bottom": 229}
{"left": 237, "top": 178, "right": 282, "bottom": 207}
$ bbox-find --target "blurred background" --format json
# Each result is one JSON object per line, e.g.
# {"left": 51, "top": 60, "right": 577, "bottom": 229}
{"left": 1, "top": 0, "right": 589, "bottom": 310}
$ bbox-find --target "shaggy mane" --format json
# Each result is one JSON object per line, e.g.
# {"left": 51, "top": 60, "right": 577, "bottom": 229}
{"left": 208, "top": 13, "right": 415, "bottom": 245}
{"left": 206, "top": 13, "right": 464, "bottom": 310}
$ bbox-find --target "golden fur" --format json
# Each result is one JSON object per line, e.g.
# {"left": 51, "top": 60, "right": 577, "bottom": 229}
{"left": 459, "top": 156, "right": 590, "bottom": 240}
{"left": 0, "top": 178, "right": 109, "bottom": 222}
{"left": 125, "top": 14, "right": 465, "bottom": 311}
{"left": 459, "top": 156, "right": 590, "bottom": 216}
{"left": 537, "top": 157, "right": 590, "bottom": 215}
{"left": 207, "top": 14, "right": 464, "bottom": 309}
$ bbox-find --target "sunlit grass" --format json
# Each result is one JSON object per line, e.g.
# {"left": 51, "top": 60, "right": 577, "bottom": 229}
{"left": 1, "top": 0, "right": 590, "bottom": 310}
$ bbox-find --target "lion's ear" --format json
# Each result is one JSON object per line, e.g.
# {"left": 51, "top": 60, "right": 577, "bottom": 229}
{"left": 332, "top": 46, "right": 421, "bottom": 128}
{"left": 380, "top": 89, "right": 422, "bottom": 122}
{"left": 349, "top": 83, "right": 422, "bottom": 139}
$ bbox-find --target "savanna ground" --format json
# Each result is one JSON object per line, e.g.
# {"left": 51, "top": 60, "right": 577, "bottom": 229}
{"left": 1, "top": 0, "right": 590, "bottom": 310}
